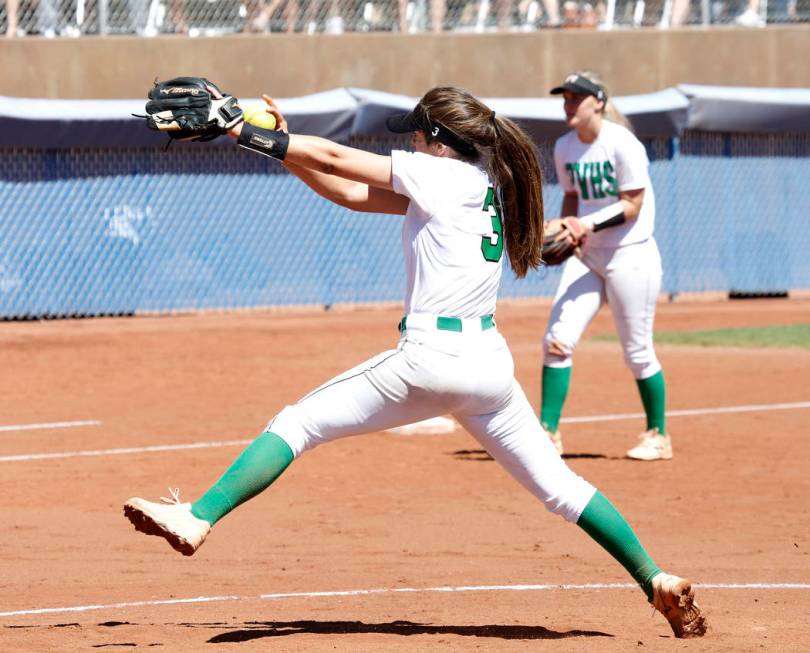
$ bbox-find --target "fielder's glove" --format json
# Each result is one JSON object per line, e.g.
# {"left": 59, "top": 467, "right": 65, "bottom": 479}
{"left": 144, "top": 77, "right": 243, "bottom": 142}
{"left": 541, "top": 218, "right": 587, "bottom": 266}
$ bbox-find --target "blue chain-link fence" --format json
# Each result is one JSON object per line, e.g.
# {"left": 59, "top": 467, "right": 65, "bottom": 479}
{"left": 0, "top": 130, "right": 808, "bottom": 319}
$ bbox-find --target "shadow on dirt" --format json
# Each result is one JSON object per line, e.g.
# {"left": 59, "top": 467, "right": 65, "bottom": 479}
{"left": 560, "top": 453, "right": 610, "bottom": 460}
{"left": 203, "top": 619, "right": 613, "bottom": 643}
{"left": 451, "top": 448, "right": 609, "bottom": 461}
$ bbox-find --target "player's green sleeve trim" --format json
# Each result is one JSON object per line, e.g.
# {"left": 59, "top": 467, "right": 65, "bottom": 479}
{"left": 636, "top": 370, "right": 667, "bottom": 434}
{"left": 540, "top": 365, "right": 571, "bottom": 433}
{"left": 577, "top": 491, "right": 661, "bottom": 601}
{"left": 191, "top": 431, "right": 294, "bottom": 525}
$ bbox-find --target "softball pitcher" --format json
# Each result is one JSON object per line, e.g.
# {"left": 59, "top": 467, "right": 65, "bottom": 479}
{"left": 123, "top": 86, "right": 705, "bottom": 637}
{"left": 540, "top": 71, "right": 673, "bottom": 461}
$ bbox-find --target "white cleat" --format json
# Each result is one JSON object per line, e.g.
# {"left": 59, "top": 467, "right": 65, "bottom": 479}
{"left": 650, "top": 572, "right": 708, "bottom": 638}
{"left": 626, "top": 429, "right": 673, "bottom": 461}
{"left": 123, "top": 488, "right": 211, "bottom": 556}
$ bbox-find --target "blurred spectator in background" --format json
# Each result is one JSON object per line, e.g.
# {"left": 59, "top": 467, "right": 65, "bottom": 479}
{"left": 4, "top": 0, "right": 803, "bottom": 36}
{"left": 5, "top": 0, "right": 19, "bottom": 35}
{"left": 669, "top": 0, "right": 691, "bottom": 25}
{"left": 735, "top": 0, "right": 765, "bottom": 24}
{"left": 494, "top": 0, "right": 559, "bottom": 29}
{"left": 323, "top": 0, "right": 346, "bottom": 32}
{"left": 168, "top": 0, "right": 189, "bottom": 31}
{"left": 735, "top": 0, "right": 797, "bottom": 23}
{"left": 298, "top": 0, "right": 346, "bottom": 33}
{"left": 541, "top": 0, "right": 561, "bottom": 25}
{"left": 559, "top": 0, "right": 602, "bottom": 27}
{"left": 36, "top": 0, "right": 60, "bottom": 36}
{"left": 397, "top": 0, "right": 444, "bottom": 32}
{"left": 396, "top": 0, "right": 407, "bottom": 31}
{"left": 560, "top": 0, "right": 580, "bottom": 26}
{"left": 244, "top": 0, "right": 345, "bottom": 33}
{"left": 244, "top": 0, "right": 298, "bottom": 32}
{"left": 579, "top": 0, "right": 597, "bottom": 25}
{"left": 397, "top": 0, "right": 408, "bottom": 34}
{"left": 782, "top": 0, "right": 798, "bottom": 21}
{"left": 429, "top": 0, "right": 444, "bottom": 32}
{"left": 127, "top": 0, "right": 150, "bottom": 34}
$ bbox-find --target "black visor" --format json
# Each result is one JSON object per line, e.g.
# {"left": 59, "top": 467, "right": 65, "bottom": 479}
{"left": 386, "top": 111, "right": 422, "bottom": 134}
{"left": 550, "top": 74, "right": 606, "bottom": 102}
{"left": 386, "top": 106, "right": 477, "bottom": 158}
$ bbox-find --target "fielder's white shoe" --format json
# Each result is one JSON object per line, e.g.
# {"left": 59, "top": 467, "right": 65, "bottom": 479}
{"left": 650, "top": 572, "right": 707, "bottom": 638}
{"left": 123, "top": 488, "right": 211, "bottom": 556}
{"left": 626, "top": 430, "right": 673, "bottom": 461}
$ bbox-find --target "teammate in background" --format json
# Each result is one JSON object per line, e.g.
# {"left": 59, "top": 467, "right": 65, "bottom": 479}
{"left": 540, "top": 71, "right": 672, "bottom": 461}
{"left": 123, "top": 86, "right": 705, "bottom": 638}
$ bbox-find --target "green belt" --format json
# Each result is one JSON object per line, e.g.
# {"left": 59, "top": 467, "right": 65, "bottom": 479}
{"left": 398, "top": 314, "right": 495, "bottom": 333}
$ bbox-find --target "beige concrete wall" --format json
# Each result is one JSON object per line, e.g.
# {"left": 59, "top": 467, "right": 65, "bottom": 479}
{"left": 1, "top": 25, "right": 809, "bottom": 99}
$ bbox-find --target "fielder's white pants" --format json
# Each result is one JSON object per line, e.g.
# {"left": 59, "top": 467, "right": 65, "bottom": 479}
{"left": 268, "top": 316, "right": 596, "bottom": 523}
{"left": 544, "top": 238, "right": 663, "bottom": 380}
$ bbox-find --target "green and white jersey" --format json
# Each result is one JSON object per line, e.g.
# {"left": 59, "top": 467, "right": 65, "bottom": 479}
{"left": 391, "top": 150, "right": 504, "bottom": 318}
{"left": 554, "top": 120, "right": 655, "bottom": 249}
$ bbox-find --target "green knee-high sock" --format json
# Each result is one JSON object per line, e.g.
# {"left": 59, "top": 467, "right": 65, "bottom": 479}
{"left": 191, "top": 431, "right": 294, "bottom": 526}
{"left": 577, "top": 491, "right": 661, "bottom": 601}
{"left": 540, "top": 366, "right": 571, "bottom": 433}
{"left": 636, "top": 370, "right": 667, "bottom": 434}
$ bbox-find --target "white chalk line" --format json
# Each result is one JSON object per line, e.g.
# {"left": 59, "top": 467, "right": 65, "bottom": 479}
{"left": 0, "top": 420, "right": 101, "bottom": 433}
{"left": 560, "top": 401, "right": 810, "bottom": 425}
{"left": 2, "top": 400, "right": 809, "bottom": 463}
{"left": 2, "top": 582, "right": 809, "bottom": 618}
{"left": 0, "top": 439, "right": 253, "bottom": 463}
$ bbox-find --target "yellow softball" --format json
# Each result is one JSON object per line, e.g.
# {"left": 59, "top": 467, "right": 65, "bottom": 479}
{"left": 243, "top": 105, "right": 277, "bottom": 130}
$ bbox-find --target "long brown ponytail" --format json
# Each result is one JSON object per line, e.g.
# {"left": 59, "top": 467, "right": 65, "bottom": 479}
{"left": 416, "top": 87, "right": 545, "bottom": 278}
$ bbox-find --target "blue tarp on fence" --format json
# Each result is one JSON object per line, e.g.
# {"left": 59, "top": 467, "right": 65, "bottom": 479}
{"left": 0, "top": 86, "right": 808, "bottom": 318}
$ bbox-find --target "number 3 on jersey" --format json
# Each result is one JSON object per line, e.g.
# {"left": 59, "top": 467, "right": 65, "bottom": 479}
{"left": 481, "top": 187, "right": 504, "bottom": 262}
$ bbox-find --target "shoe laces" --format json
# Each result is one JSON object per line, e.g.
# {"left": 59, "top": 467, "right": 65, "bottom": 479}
{"left": 160, "top": 487, "right": 183, "bottom": 505}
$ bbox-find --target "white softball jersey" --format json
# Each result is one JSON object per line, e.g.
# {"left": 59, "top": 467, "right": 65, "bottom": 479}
{"left": 554, "top": 120, "right": 655, "bottom": 249}
{"left": 267, "top": 149, "right": 596, "bottom": 524}
{"left": 390, "top": 150, "right": 502, "bottom": 319}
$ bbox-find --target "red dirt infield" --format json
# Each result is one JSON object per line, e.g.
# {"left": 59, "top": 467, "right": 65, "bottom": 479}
{"left": 1, "top": 297, "right": 809, "bottom": 652}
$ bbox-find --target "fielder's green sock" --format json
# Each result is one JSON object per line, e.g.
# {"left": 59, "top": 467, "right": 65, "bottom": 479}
{"left": 636, "top": 370, "right": 667, "bottom": 434}
{"left": 540, "top": 365, "right": 571, "bottom": 433}
{"left": 577, "top": 491, "right": 661, "bottom": 601}
{"left": 191, "top": 431, "right": 294, "bottom": 526}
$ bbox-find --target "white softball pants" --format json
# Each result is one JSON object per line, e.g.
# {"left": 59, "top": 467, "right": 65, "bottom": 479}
{"left": 268, "top": 316, "right": 596, "bottom": 523}
{"left": 543, "top": 237, "right": 663, "bottom": 380}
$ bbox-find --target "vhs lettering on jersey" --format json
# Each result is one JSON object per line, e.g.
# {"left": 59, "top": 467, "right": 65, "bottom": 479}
{"left": 565, "top": 161, "right": 618, "bottom": 200}
{"left": 554, "top": 122, "right": 654, "bottom": 248}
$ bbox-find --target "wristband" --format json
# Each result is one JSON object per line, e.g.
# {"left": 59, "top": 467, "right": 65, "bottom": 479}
{"left": 592, "top": 213, "right": 626, "bottom": 232}
{"left": 580, "top": 202, "right": 626, "bottom": 232}
{"left": 237, "top": 122, "right": 289, "bottom": 160}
